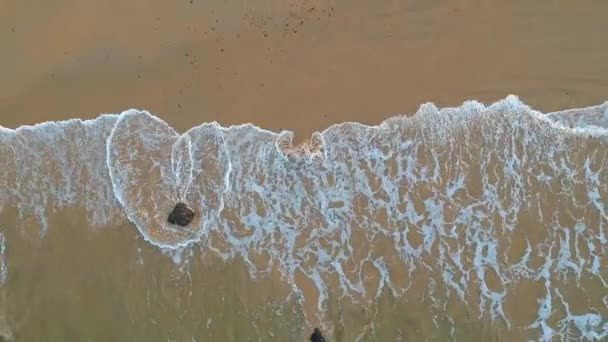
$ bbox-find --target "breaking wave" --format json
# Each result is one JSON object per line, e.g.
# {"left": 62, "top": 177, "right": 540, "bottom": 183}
{"left": 1, "top": 95, "right": 607, "bottom": 340}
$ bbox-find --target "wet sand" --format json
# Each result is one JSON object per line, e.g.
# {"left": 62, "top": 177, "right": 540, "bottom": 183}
{"left": 1, "top": 0, "right": 608, "bottom": 341}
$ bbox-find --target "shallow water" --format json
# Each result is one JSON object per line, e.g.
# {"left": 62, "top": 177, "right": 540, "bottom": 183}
{"left": 1, "top": 96, "right": 607, "bottom": 340}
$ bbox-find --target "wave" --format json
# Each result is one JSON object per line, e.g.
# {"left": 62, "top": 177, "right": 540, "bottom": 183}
{"left": 1, "top": 95, "right": 607, "bottom": 339}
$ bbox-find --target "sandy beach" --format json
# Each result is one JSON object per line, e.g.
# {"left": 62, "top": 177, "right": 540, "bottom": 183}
{"left": 1, "top": 0, "right": 608, "bottom": 341}
{"left": 2, "top": 0, "right": 608, "bottom": 135}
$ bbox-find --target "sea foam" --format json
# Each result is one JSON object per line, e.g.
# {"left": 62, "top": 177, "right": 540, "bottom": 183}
{"left": 1, "top": 95, "right": 607, "bottom": 339}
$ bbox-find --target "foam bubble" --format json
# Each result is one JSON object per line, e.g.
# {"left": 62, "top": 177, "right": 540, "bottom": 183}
{"left": 107, "top": 109, "right": 231, "bottom": 248}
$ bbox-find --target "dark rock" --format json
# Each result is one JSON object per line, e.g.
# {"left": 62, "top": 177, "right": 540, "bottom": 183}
{"left": 167, "top": 202, "right": 195, "bottom": 226}
{"left": 310, "top": 328, "right": 326, "bottom": 342}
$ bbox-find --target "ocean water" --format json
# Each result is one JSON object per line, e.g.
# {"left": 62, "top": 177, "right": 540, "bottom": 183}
{"left": 1, "top": 95, "right": 607, "bottom": 340}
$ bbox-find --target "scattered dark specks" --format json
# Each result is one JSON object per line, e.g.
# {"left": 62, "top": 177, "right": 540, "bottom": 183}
{"left": 300, "top": 20, "right": 304, "bottom": 25}
{"left": 185, "top": 53, "right": 189, "bottom": 57}
{"left": 177, "top": 104, "right": 183, "bottom": 109}
{"left": 189, "top": 0, "right": 193, "bottom": 3}
{"left": 211, "top": 27, "right": 216, "bottom": 31}
{"left": 220, "top": 48, "right": 224, "bottom": 52}
{"left": 236, "top": 33, "right": 240, "bottom": 38}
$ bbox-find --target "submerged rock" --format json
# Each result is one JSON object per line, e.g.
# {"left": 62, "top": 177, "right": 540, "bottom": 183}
{"left": 167, "top": 202, "right": 195, "bottom": 227}
{"left": 310, "top": 328, "right": 326, "bottom": 342}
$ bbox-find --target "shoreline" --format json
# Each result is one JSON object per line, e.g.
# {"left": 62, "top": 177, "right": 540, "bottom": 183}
{"left": 1, "top": 0, "right": 608, "bottom": 340}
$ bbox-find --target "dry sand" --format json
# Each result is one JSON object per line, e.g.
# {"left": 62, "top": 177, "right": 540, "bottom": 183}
{"left": 1, "top": 0, "right": 607, "bottom": 137}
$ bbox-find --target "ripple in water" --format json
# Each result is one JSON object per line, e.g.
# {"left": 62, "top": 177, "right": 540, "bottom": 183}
{"left": 1, "top": 95, "right": 607, "bottom": 340}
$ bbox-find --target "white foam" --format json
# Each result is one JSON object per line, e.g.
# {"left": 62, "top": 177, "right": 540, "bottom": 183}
{"left": 0, "top": 228, "right": 6, "bottom": 286}
{"left": 1, "top": 115, "right": 123, "bottom": 234}
{"left": 555, "top": 288, "right": 608, "bottom": 340}
{"left": 106, "top": 110, "right": 231, "bottom": 248}
{"left": 1, "top": 95, "right": 607, "bottom": 337}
